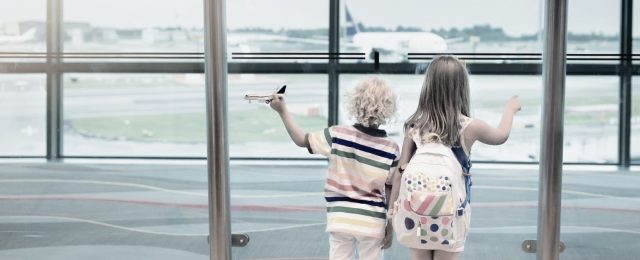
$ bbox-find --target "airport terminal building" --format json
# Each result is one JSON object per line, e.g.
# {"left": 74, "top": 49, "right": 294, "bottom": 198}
{"left": 1, "top": 0, "right": 640, "bottom": 259}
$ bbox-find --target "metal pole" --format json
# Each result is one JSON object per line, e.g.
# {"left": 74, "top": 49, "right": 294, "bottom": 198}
{"left": 46, "top": 0, "right": 62, "bottom": 160}
{"left": 328, "top": 0, "right": 340, "bottom": 126}
{"left": 203, "top": 0, "right": 231, "bottom": 259}
{"left": 537, "top": 0, "right": 567, "bottom": 259}
{"left": 619, "top": 0, "right": 632, "bottom": 167}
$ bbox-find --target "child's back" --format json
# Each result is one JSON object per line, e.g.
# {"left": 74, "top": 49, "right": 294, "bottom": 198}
{"left": 307, "top": 124, "right": 399, "bottom": 238}
{"left": 388, "top": 55, "right": 520, "bottom": 260}
{"left": 269, "top": 76, "right": 399, "bottom": 259}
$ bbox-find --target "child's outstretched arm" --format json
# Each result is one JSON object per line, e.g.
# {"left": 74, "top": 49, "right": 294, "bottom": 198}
{"left": 269, "top": 94, "right": 306, "bottom": 147}
{"left": 468, "top": 95, "right": 521, "bottom": 146}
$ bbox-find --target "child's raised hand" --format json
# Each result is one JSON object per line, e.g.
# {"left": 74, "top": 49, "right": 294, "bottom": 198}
{"left": 268, "top": 93, "right": 286, "bottom": 114}
{"left": 505, "top": 95, "right": 521, "bottom": 114}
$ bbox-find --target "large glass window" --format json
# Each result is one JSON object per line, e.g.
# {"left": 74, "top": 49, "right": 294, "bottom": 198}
{"left": 0, "top": 74, "right": 46, "bottom": 156}
{"left": 62, "top": 73, "right": 206, "bottom": 157}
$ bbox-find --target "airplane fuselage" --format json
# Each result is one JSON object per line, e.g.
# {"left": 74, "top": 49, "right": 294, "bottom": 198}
{"left": 352, "top": 32, "right": 447, "bottom": 55}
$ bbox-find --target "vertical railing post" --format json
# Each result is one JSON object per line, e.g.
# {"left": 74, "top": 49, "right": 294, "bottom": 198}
{"left": 328, "top": 0, "right": 340, "bottom": 126}
{"left": 537, "top": 0, "right": 567, "bottom": 259}
{"left": 46, "top": 0, "right": 63, "bottom": 160}
{"left": 203, "top": 0, "right": 231, "bottom": 259}
{"left": 619, "top": 0, "right": 633, "bottom": 167}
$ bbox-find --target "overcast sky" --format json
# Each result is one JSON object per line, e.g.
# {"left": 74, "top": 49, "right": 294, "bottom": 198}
{"left": 0, "top": 0, "right": 631, "bottom": 36}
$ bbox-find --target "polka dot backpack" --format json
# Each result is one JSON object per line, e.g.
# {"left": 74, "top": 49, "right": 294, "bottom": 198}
{"left": 391, "top": 142, "right": 472, "bottom": 251}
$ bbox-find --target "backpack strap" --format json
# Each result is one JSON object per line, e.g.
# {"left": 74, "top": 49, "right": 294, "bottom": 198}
{"left": 451, "top": 145, "right": 472, "bottom": 216}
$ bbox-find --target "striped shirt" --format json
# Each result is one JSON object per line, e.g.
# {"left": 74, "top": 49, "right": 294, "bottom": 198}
{"left": 306, "top": 124, "right": 399, "bottom": 238}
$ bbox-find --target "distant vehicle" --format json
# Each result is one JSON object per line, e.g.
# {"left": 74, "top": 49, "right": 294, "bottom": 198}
{"left": 0, "top": 27, "right": 37, "bottom": 44}
{"left": 244, "top": 85, "right": 287, "bottom": 104}
{"left": 344, "top": 5, "right": 461, "bottom": 61}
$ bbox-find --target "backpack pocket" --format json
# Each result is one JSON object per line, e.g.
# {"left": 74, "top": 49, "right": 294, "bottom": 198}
{"left": 404, "top": 171, "right": 456, "bottom": 216}
{"left": 394, "top": 201, "right": 459, "bottom": 246}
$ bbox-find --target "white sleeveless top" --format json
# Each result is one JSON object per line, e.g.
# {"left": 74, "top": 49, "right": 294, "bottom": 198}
{"left": 410, "top": 115, "right": 474, "bottom": 155}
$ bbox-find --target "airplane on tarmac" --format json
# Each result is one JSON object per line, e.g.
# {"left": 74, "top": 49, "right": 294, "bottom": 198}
{"left": 0, "top": 27, "right": 37, "bottom": 44}
{"left": 343, "top": 5, "right": 462, "bottom": 61}
{"left": 226, "top": 5, "right": 461, "bottom": 62}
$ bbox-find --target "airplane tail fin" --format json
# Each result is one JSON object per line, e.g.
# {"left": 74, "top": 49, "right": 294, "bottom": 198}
{"left": 344, "top": 5, "right": 359, "bottom": 39}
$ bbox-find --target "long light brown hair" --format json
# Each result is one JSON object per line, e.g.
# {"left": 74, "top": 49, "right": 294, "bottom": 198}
{"left": 404, "top": 55, "right": 470, "bottom": 146}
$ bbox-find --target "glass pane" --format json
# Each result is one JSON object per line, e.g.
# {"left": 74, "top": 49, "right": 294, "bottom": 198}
{"left": 63, "top": 0, "right": 204, "bottom": 54}
{"left": 564, "top": 76, "right": 619, "bottom": 163}
{"left": 228, "top": 74, "right": 328, "bottom": 158}
{"left": 230, "top": 164, "right": 328, "bottom": 259}
{"left": 633, "top": 0, "right": 640, "bottom": 54}
{"left": 560, "top": 168, "right": 640, "bottom": 259}
{"left": 341, "top": 0, "right": 543, "bottom": 62}
{"left": 227, "top": 0, "right": 329, "bottom": 63}
{"left": 229, "top": 166, "right": 545, "bottom": 259}
{"left": 62, "top": 73, "right": 206, "bottom": 157}
{"left": 567, "top": 0, "right": 620, "bottom": 55}
{"left": 631, "top": 76, "right": 640, "bottom": 162}
{"left": 0, "top": 162, "right": 210, "bottom": 259}
{"left": 0, "top": 74, "right": 46, "bottom": 156}
{"left": 0, "top": 0, "right": 46, "bottom": 54}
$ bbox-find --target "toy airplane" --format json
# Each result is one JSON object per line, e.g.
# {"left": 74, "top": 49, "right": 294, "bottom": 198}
{"left": 244, "top": 85, "right": 286, "bottom": 104}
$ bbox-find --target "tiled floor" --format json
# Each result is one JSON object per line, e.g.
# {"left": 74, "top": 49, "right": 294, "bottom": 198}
{"left": 0, "top": 162, "right": 639, "bottom": 259}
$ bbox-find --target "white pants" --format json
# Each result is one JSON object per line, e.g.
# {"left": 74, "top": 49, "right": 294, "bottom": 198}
{"left": 329, "top": 232, "right": 383, "bottom": 260}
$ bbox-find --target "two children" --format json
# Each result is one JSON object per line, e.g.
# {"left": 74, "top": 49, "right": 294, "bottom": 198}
{"left": 269, "top": 55, "right": 520, "bottom": 260}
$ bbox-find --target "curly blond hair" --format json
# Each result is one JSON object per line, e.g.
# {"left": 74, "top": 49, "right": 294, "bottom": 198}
{"left": 346, "top": 77, "right": 397, "bottom": 127}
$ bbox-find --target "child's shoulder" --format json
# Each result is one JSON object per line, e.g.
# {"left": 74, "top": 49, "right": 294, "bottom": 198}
{"left": 459, "top": 115, "right": 474, "bottom": 129}
{"left": 336, "top": 124, "right": 399, "bottom": 151}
